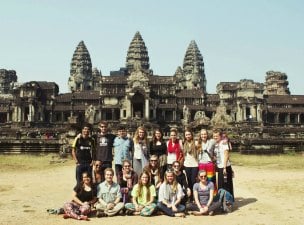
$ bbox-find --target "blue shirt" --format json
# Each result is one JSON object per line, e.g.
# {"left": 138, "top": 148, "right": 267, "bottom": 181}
{"left": 113, "top": 136, "right": 131, "bottom": 165}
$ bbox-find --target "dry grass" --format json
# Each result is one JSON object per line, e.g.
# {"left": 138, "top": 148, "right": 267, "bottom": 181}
{"left": 0, "top": 153, "right": 73, "bottom": 172}
{"left": 0, "top": 152, "right": 303, "bottom": 173}
{"left": 231, "top": 152, "right": 304, "bottom": 170}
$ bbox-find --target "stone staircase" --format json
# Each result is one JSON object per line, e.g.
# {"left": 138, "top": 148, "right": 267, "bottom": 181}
{"left": 0, "top": 138, "right": 60, "bottom": 154}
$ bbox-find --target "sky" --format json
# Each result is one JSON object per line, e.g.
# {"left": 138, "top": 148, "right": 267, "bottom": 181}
{"left": 1, "top": 0, "right": 303, "bottom": 94}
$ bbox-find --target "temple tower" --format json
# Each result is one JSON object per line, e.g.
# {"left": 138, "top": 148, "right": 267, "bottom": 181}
{"left": 126, "top": 31, "right": 151, "bottom": 75}
{"left": 181, "top": 40, "right": 206, "bottom": 90}
{"left": 264, "top": 71, "right": 290, "bottom": 95}
{"left": 68, "top": 41, "right": 93, "bottom": 92}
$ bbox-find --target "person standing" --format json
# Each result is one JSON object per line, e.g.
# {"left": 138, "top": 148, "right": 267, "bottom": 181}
{"left": 92, "top": 121, "right": 116, "bottom": 179}
{"left": 166, "top": 128, "right": 184, "bottom": 169}
{"left": 149, "top": 128, "right": 167, "bottom": 179}
{"left": 183, "top": 128, "right": 199, "bottom": 200}
{"left": 132, "top": 126, "right": 149, "bottom": 176}
{"left": 197, "top": 129, "right": 216, "bottom": 194}
{"left": 213, "top": 129, "right": 234, "bottom": 200}
{"left": 113, "top": 125, "right": 132, "bottom": 178}
{"left": 95, "top": 168, "right": 124, "bottom": 217}
{"left": 71, "top": 124, "right": 95, "bottom": 184}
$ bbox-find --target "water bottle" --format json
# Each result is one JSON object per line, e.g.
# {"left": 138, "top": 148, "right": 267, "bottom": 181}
{"left": 223, "top": 174, "right": 228, "bottom": 183}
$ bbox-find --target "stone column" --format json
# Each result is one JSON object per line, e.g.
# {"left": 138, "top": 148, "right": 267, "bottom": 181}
{"left": 243, "top": 106, "right": 247, "bottom": 121}
{"left": 126, "top": 97, "right": 131, "bottom": 118}
{"left": 275, "top": 113, "right": 279, "bottom": 123}
{"left": 297, "top": 114, "right": 300, "bottom": 124}
{"left": 251, "top": 106, "right": 257, "bottom": 120}
{"left": 173, "top": 110, "right": 176, "bottom": 121}
{"left": 145, "top": 98, "right": 149, "bottom": 120}
{"left": 112, "top": 109, "right": 115, "bottom": 120}
{"left": 286, "top": 113, "right": 290, "bottom": 124}
{"left": 257, "top": 104, "right": 262, "bottom": 122}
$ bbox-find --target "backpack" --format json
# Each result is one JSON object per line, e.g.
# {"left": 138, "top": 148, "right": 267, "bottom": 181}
{"left": 214, "top": 188, "right": 234, "bottom": 213}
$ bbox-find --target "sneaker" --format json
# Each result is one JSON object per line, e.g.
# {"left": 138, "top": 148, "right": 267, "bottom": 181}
{"left": 125, "top": 209, "right": 134, "bottom": 216}
{"left": 175, "top": 212, "right": 185, "bottom": 217}
{"left": 96, "top": 211, "right": 106, "bottom": 218}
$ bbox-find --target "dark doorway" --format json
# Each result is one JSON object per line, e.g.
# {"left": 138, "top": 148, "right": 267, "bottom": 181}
{"left": 132, "top": 91, "right": 144, "bottom": 118}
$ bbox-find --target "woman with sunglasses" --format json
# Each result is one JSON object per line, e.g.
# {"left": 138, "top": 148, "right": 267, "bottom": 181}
{"left": 149, "top": 128, "right": 167, "bottom": 179}
{"left": 92, "top": 160, "right": 103, "bottom": 184}
{"left": 157, "top": 169, "right": 185, "bottom": 217}
{"left": 63, "top": 172, "right": 97, "bottom": 220}
{"left": 172, "top": 160, "right": 191, "bottom": 205}
{"left": 125, "top": 171, "right": 157, "bottom": 216}
{"left": 117, "top": 160, "right": 138, "bottom": 203}
{"left": 143, "top": 155, "right": 162, "bottom": 190}
{"left": 187, "top": 170, "right": 218, "bottom": 216}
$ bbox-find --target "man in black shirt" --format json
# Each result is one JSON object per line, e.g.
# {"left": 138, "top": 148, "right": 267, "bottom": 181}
{"left": 92, "top": 121, "right": 116, "bottom": 180}
{"left": 72, "top": 124, "right": 95, "bottom": 184}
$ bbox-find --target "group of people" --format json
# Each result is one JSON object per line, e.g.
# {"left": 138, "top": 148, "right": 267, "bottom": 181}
{"left": 62, "top": 121, "right": 234, "bottom": 220}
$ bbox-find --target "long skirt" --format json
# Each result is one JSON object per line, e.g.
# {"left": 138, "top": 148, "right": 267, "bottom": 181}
{"left": 199, "top": 162, "right": 217, "bottom": 195}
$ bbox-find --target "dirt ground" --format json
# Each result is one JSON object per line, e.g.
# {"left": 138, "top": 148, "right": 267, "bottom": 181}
{"left": 0, "top": 162, "right": 303, "bottom": 225}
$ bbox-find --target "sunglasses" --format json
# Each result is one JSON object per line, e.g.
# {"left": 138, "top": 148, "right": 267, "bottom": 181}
{"left": 200, "top": 175, "right": 207, "bottom": 178}
{"left": 173, "top": 165, "right": 180, "bottom": 168}
{"left": 150, "top": 160, "right": 157, "bottom": 162}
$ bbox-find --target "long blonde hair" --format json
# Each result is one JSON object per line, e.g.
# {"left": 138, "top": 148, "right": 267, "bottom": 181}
{"left": 133, "top": 126, "right": 148, "bottom": 145}
{"left": 164, "top": 170, "right": 178, "bottom": 194}
{"left": 183, "top": 128, "right": 199, "bottom": 159}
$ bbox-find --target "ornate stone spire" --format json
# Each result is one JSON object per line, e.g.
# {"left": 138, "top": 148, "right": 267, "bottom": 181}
{"left": 264, "top": 71, "right": 290, "bottom": 95}
{"left": 68, "top": 41, "right": 93, "bottom": 91}
{"left": 182, "top": 40, "right": 206, "bottom": 90}
{"left": 126, "top": 31, "right": 150, "bottom": 74}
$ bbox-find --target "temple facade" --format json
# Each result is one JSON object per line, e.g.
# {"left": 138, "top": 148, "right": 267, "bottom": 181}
{"left": 1, "top": 32, "right": 304, "bottom": 133}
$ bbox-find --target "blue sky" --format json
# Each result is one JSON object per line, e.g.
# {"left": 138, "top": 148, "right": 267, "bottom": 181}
{"left": 1, "top": 0, "right": 303, "bottom": 94}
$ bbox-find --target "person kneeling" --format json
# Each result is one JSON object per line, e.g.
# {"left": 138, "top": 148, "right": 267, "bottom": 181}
{"left": 125, "top": 171, "right": 157, "bottom": 216}
{"left": 95, "top": 168, "right": 124, "bottom": 217}
{"left": 157, "top": 169, "right": 185, "bottom": 217}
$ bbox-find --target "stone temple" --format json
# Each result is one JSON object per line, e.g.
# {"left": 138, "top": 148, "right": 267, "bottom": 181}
{"left": 1, "top": 32, "right": 304, "bottom": 153}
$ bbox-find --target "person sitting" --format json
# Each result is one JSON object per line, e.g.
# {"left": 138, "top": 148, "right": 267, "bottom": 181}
{"left": 143, "top": 155, "right": 162, "bottom": 190}
{"left": 92, "top": 160, "right": 103, "bottom": 185}
{"left": 117, "top": 160, "right": 138, "bottom": 203}
{"left": 172, "top": 160, "right": 191, "bottom": 205}
{"left": 63, "top": 172, "right": 97, "bottom": 220}
{"left": 187, "top": 170, "right": 219, "bottom": 216}
{"left": 157, "top": 169, "right": 185, "bottom": 217}
{"left": 95, "top": 168, "right": 124, "bottom": 217}
{"left": 124, "top": 171, "right": 157, "bottom": 216}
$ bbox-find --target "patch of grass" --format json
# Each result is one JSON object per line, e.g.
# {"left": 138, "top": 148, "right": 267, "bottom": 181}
{"left": 231, "top": 152, "right": 304, "bottom": 170}
{"left": 0, "top": 154, "right": 73, "bottom": 172}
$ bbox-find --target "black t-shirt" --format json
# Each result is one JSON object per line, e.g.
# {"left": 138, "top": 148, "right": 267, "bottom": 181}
{"left": 73, "top": 184, "right": 97, "bottom": 202}
{"left": 75, "top": 136, "right": 95, "bottom": 164}
{"left": 93, "top": 133, "right": 116, "bottom": 161}
{"left": 149, "top": 141, "right": 167, "bottom": 157}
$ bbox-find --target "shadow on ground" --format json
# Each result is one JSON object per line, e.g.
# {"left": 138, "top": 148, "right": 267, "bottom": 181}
{"left": 233, "top": 197, "right": 257, "bottom": 210}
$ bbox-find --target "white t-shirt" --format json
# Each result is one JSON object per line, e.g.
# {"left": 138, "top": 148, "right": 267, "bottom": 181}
{"left": 214, "top": 142, "right": 231, "bottom": 168}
